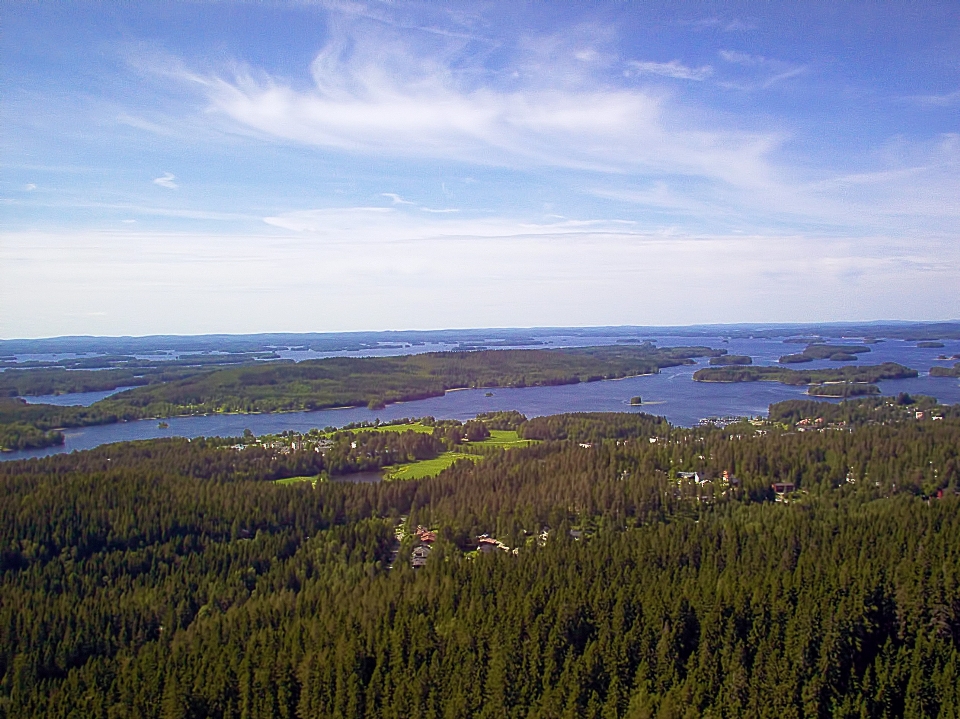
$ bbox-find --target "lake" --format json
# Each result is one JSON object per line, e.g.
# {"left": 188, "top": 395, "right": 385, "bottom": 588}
{"left": 3, "top": 336, "right": 958, "bottom": 462}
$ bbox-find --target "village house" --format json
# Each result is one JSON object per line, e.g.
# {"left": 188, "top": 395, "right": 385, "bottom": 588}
{"left": 411, "top": 545, "right": 431, "bottom": 568}
{"left": 413, "top": 526, "right": 437, "bottom": 543}
{"left": 721, "top": 470, "right": 741, "bottom": 488}
{"left": 771, "top": 481, "right": 796, "bottom": 501}
{"left": 477, "top": 538, "right": 498, "bottom": 553}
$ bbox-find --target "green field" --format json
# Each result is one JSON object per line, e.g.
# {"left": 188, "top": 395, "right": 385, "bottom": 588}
{"left": 275, "top": 475, "right": 319, "bottom": 485}
{"left": 474, "top": 429, "right": 533, "bottom": 448}
{"left": 383, "top": 453, "right": 481, "bottom": 480}
{"left": 382, "top": 430, "right": 533, "bottom": 479}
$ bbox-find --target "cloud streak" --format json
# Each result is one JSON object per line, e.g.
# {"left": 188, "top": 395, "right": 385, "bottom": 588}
{"left": 626, "top": 60, "right": 713, "bottom": 81}
{"left": 169, "top": 29, "right": 780, "bottom": 193}
{"left": 153, "top": 172, "right": 178, "bottom": 189}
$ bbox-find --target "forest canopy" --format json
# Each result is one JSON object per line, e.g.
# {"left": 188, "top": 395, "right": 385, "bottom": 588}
{"left": 1, "top": 398, "right": 958, "bottom": 717}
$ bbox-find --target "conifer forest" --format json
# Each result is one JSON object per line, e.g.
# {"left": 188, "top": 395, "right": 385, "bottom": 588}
{"left": 2, "top": 398, "right": 959, "bottom": 718}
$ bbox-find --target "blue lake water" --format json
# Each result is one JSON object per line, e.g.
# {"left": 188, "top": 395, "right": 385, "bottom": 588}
{"left": 3, "top": 336, "right": 959, "bottom": 462}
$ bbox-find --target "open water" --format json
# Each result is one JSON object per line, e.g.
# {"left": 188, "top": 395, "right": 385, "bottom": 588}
{"left": 3, "top": 336, "right": 958, "bottom": 462}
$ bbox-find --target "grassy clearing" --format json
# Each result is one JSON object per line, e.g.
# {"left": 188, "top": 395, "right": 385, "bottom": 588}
{"left": 477, "top": 429, "right": 533, "bottom": 448}
{"left": 383, "top": 453, "right": 481, "bottom": 480}
{"left": 382, "top": 430, "right": 534, "bottom": 480}
{"left": 275, "top": 475, "right": 319, "bottom": 485}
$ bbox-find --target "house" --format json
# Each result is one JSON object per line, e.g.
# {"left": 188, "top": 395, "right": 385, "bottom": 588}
{"left": 477, "top": 538, "right": 499, "bottom": 553}
{"left": 413, "top": 526, "right": 437, "bottom": 543}
{"left": 677, "top": 471, "right": 700, "bottom": 484}
{"left": 411, "top": 545, "right": 431, "bottom": 568}
{"left": 721, "top": 470, "right": 741, "bottom": 487}
{"left": 771, "top": 481, "right": 796, "bottom": 495}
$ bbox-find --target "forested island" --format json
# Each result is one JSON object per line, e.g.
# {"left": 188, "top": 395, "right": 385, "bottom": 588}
{"left": 0, "top": 345, "right": 723, "bottom": 450}
{"left": 930, "top": 362, "right": 960, "bottom": 378}
{"left": 708, "top": 354, "right": 752, "bottom": 365}
{"left": 778, "top": 343, "right": 872, "bottom": 363}
{"left": 807, "top": 382, "right": 880, "bottom": 397}
{"left": 1, "top": 397, "right": 958, "bottom": 717}
{"left": 693, "top": 361, "right": 917, "bottom": 387}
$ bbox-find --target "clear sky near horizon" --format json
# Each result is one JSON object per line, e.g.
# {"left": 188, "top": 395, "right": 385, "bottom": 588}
{"left": 2, "top": 2, "right": 959, "bottom": 338}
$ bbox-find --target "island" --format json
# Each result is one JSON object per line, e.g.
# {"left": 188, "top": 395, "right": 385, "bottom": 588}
{"left": 807, "top": 382, "right": 880, "bottom": 397}
{"left": 930, "top": 362, "right": 960, "bottom": 378}
{"left": 708, "top": 355, "right": 752, "bottom": 366}
{"left": 692, "top": 362, "right": 917, "bottom": 387}
{"left": 779, "top": 344, "right": 872, "bottom": 363}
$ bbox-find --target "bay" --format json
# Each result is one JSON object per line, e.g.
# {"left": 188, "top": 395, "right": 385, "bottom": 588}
{"left": 3, "top": 336, "right": 958, "bottom": 462}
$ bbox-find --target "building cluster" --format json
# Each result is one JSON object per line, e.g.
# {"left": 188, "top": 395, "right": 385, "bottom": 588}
{"left": 409, "top": 527, "right": 515, "bottom": 567}
{"left": 670, "top": 469, "right": 741, "bottom": 502}
{"left": 410, "top": 526, "right": 436, "bottom": 567}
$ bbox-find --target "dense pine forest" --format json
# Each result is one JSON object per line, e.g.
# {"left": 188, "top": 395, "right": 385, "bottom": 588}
{"left": 2, "top": 398, "right": 959, "bottom": 718}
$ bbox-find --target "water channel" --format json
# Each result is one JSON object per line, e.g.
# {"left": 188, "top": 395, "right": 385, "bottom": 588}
{"left": 3, "top": 336, "right": 959, "bottom": 462}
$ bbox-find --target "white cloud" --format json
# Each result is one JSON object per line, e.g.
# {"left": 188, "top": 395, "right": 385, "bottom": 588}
{"left": 118, "top": 113, "right": 175, "bottom": 136}
{"left": 626, "top": 60, "right": 713, "bottom": 81}
{"left": 718, "top": 50, "right": 808, "bottom": 89}
{"left": 382, "top": 193, "right": 415, "bottom": 205}
{"left": 903, "top": 89, "right": 960, "bottom": 107}
{"left": 163, "top": 29, "right": 778, "bottom": 192}
{"left": 153, "top": 172, "right": 178, "bottom": 189}
{"left": 24, "top": 183, "right": 36, "bottom": 191}
{"left": 4, "top": 227, "right": 958, "bottom": 337}
{"left": 262, "top": 206, "right": 629, "bottom": 239}
{"left": 719, "top": 49, "right": 759, "bottom": 66}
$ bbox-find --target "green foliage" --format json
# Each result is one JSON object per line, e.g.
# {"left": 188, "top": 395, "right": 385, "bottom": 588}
{"left": 778, "top": 344, "right": 872, "bottom": 363}
{"left": 807, "top": 382, "right": 880, "bottom": 397}
{"left": 475, "top": 410, "right": 527, "bottom": 430}
{"left": 708, "top": 354, "right": 752, "bottom": 365}
{"left": 0, "top": 347, "right": 721, "bottom": 450}
{"left": 768, "top": 394, "right": 953, "bottom": 425}
{"left": 694, "top": 362, "right": 917, "bottom": 386}
{"left": 0, "top": 422, "right": 63, "bottom": 451}
{"left": 2, "top": 410, "right": 960, "bottom": 717}
{"left": 92, "top": 345, "right": 722, "bottom": 418}
{"left": 930, "top": 362, "right": 960, "bottom": 378}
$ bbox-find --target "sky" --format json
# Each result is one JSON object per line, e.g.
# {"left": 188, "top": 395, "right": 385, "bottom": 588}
{"left": 2, "top": 1, "right": 959, "bottom": 338}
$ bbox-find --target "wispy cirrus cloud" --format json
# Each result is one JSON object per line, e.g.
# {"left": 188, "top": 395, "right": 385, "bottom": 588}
{"left": 625, "top": 60, "right": 713, "bottom": 81}
{"left": 382, "top": 193, "right": 415, "bottom": 205}
{"left": 902, "top": 89, "right": 960, "bottom": 107}
{"left": 262, "top": 206, "right": 630, "bottom": 239}
{"left": 162, "top": 29, "right": 779, "bottom": 194}
{"left": 153, "top": 172, "right": 178, "bottom": 189}
{"left": 718, "top": 49, "right": 808, "bottom": 88}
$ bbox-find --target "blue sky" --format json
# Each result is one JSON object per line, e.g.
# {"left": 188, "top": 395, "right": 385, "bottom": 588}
{"left": 2, "top": 1, "right": 959, "bottom": 338}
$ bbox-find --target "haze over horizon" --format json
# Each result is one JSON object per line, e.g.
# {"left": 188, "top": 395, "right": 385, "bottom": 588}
{"left": 3, "top": 2, "right": 959, "bottom": 339}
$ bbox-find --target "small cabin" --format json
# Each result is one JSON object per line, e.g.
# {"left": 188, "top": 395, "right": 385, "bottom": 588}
{"left": 771, "top": 481, "right": 796, "bottom": 494}
{"left": 722, "top": 470, "right": 741, "bottom": 487}
{"left": 477, "top": 538, "right": 498, "bottom": 553}
{"left": 411, "top": 546, "right": 431, "bottom": 568}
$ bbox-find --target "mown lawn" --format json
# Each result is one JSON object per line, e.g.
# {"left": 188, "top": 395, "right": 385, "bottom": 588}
{"left": 477, "top": 429, "right": 534, "bottom": 448}
{"left": 275, "top": 475, "right": 319, "bottom": 485}
{"left": 383, "top": 452, "right": 481, "bottom": 480}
